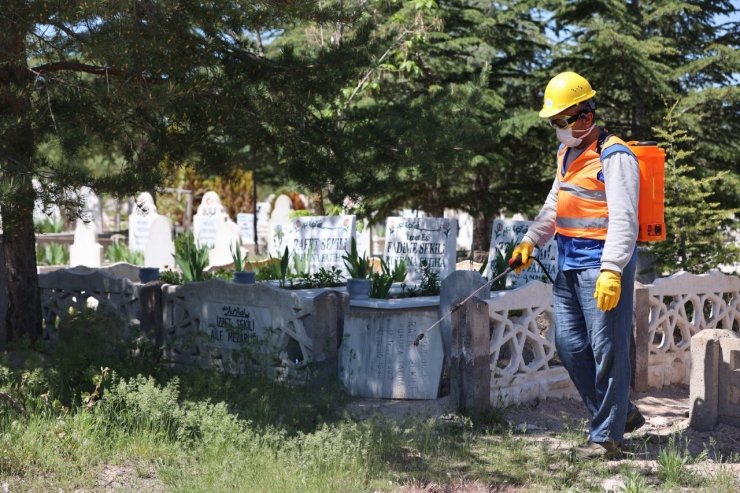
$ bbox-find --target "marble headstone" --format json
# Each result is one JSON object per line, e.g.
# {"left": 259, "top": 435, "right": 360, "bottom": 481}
{"left": 128, "top": 192, "right": 159, "bottom": 253}
{"left": 193, "top": 191, "right": 228, "bottom": 249}
{"left": 144, "top": 215, "right": 175, "bottom": 270}
{"left": 79, "top": 186, "right": 104, "bottom": 233}
{"left": 285, "top": 215, "right": 356, "bottom": 274}
{"left": 236, "top": 213, "right": 255, "bottom": 245}
{"left": 267, "top": 195, "right": 293, "bottom": 256}
{"left": 384, "top": 217, "right": 458, "bottom": 284}
{"left": 209, "top": 219, "right": 242, "bottom": 267}
{"left": 487, "top": 218, "right": 558, "bottom": 288}
{"left": 69, "top": 219, "right": 103, "bottom": 267}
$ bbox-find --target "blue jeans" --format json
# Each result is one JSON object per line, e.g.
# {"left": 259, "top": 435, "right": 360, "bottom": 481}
{"left": 553, "top": 252, "right": 637, "bottom": 443}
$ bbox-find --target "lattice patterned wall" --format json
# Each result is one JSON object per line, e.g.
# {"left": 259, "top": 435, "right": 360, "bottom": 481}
{"left": 39, "top": 267, "right": 142, "bottom": 339}
{"left": 486, "top": 281, "right": 576, "bottom": 405}
{"left": 647, "top": 271, "right": 740, "bottom": 388}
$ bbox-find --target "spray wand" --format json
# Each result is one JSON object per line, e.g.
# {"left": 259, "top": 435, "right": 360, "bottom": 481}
{"left": 411, "top": 253, "right": 554, "bottom": 347}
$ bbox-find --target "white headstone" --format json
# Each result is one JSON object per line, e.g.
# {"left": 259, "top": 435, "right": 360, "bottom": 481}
{"left": 128, "top": 192, "right": 159, "bottom": 253}
{"left": 79, "top": 186, "right": 104, "bottom": 233}
{"left": 487, "top": 218, "right": 558, "bottom": 288}
{"left": 255, "top": 201, "right": 271, "bottom": 251}
{"left": 268, "top": 195, "right": 294, "bottom": 256}
{"left": 286, "top": 215, "right": 356, "bottom": 274}
{"left": 445, "top": 209, "right": 473, "bottom": 253}
{"left": 355, "top": 218, "right": 372, "bottom": 258}
{"left": 236, "top": 213, "right": 255, "bottom": 245}
{"left": 384, "top": 217, "right": 458, "bottom": 284}
{"left": 193, "top": 191, "right": 228, "bottom": 249}
{"left": 144, "top": 215, "right": 175, "bottom": 270}
{"left": 209, "top": 219, "right": 242, "bottom": 267}
{"left": 69, "top": 219, "right": 102, "bottom": 267}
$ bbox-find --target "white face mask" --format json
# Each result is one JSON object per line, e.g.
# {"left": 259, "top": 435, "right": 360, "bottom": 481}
{"left": 556, "top": 124, "right": 594, "bottom": 147}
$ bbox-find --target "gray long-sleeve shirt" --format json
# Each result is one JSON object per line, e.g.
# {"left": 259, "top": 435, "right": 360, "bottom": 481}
{"left": 523, "top": 146, "right": 640, "bottom": 274}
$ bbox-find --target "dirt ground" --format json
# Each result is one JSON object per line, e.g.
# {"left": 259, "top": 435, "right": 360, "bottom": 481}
{"left": 350, "top": 384, "right": 740, "bottom": 492}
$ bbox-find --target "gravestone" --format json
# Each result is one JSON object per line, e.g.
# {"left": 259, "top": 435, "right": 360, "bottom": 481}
{"left": 384, "top": 217, "right": 458, "bottom": 284}
{"left": 209, "top": 219, "right": 242, "bottom": 267}
{"left": 128, "top": 192, "right": 159, "bottom": 253}
{"left": 487, "top": 218, "right": 558, "bottom": 288}
{"left": 339, "top": 308, "right": 444, "bottom": 399}
{"left": 236, "top": 212, "right": 255, "bottom": 245}
{"left": 255, "top": 201, "right": 271, "bottom": 251}
{"left": 445, "top": 209, "right": 473, "bottom": 253}
{"left": 285, "top": 215, "right": 356, "bottom": 274}
{"left": 79, "top": 186, "right": 104, "bottom": 233}
{"left": 69, "top": 219, "right": 103, "bottom": 267}
{"left": 144, "top": 215, "right": 175, "bottom": 270}
{"left": 193, "top": 191, "right": 228, "bottom": 249}
{"left": 268, "top": 195, "right": 293, "bottom": 256}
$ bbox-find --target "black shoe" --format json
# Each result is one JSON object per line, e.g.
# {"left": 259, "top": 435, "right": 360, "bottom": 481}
{"left": 624, "top": 408, "right": 646, "bottom": 433}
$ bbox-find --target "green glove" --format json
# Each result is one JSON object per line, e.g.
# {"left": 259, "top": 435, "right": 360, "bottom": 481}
{"left": 594, "top": 270, "right": 621, "bottom": 311}
{"left": 511, "top": 240, "right": 534, "bottom": 274}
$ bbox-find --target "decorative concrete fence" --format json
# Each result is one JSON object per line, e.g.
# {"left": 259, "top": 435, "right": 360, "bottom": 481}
{"left": 33, "top": 265, "right": 739, "bottom": 409}
{"left": 39, "top": 263, "right": 145, "bottom": 341}
{"left": 644, "top": 271, "right": 740, "bottom": 389}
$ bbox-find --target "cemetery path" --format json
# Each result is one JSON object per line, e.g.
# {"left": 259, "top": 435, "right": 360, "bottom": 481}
{"left": 354, "top": 385, "right": 740, "bottom": 492}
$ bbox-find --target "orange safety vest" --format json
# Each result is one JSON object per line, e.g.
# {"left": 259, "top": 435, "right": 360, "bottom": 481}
{"left": 555, "top": 135, "right": 634, "bottom": 240}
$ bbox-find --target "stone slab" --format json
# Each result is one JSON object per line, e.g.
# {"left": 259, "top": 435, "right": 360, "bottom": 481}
{"left": 339, "top": 307, "right": 443, "bottom": 399}
{"left": 384, "top": 217, "right": 457, "bottom": 284}
{"left": 488, "top": 218, "right": 558, "bottom": 288}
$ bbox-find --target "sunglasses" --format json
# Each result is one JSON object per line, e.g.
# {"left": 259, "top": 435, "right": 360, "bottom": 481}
{"left": 548, "top": 109, "right": 589, "bottom": 129}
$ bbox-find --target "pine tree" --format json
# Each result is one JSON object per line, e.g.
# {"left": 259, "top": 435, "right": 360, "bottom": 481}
{"left": 649, "top": 103, "right": 738, "bottom": 274}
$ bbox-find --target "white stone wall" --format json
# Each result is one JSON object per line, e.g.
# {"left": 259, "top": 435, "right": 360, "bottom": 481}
{"left": 647, "top": 271, "right": 740, "bottom": 388}
{"left": 485, "top": 281, "right": 578, "bottom": 406}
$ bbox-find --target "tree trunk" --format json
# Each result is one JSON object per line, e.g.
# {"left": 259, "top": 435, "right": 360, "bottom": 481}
{"left": 472, "top": 172, "right": 492, "bottom": 252}
{"left": 2, "top": 196, "right": 42, "bottom": 343}
{"left": 1, "top": 6, "right": 43, "bottom": 343}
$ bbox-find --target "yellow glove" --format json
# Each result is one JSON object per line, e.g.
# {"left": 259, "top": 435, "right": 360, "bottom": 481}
{"left": 594, "top": 270, "right": 622, "bottom": 311}
{"left": 510, "top": 240, "right": 534, "bottom": 274}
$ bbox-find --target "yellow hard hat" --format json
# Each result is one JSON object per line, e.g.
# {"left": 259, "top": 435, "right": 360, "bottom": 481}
{"left": 539, "top": 72, "right": 596, "bottom": 118}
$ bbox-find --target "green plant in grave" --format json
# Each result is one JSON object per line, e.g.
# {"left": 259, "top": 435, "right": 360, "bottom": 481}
{"left": 370, "top": 258, "right": 407, "bottom": 298}
{"left": 418, "top": 259, "right": 441, "bottom": 296}
{"left": 173, "top": 231, "right": 209, "bottom": 282}
{"left": 105, "top": 242, "right": 144, "bottom": 265}
{"left": 341, "top": 237, "right": 371, "bottom": 279}
{"left": 230, "top": 242, "right": 247, "bottom": 272}
{"left": 491, "top": 241, "right": 516, "bottom": 291}
{"left": 36, "top": 242, "right": 69, "bottom": 266}
{"left": 34, "top": 216, "right": 64, "bottom": 233}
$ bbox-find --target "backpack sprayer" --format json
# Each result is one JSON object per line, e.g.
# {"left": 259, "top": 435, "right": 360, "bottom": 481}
{"left": 412, "top": 252, "right": 555, "bottom": 347}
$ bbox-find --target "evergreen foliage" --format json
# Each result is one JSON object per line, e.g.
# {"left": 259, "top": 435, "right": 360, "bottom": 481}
{"left": 649, "top": 104, "right": 737, "bottom": 274}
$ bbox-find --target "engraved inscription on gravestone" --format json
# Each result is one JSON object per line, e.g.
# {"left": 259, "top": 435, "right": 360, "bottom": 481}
{"left": 129, "top": 192, "right": 158, "bottom": 253}
{"left": 488, "top": 218, "right": 558, "bottom": 288}
{"left": 236, "top": 213, "right": 255, "bottom": 245}
{"left": 339, "top": 309, "right": 443, "bottom": 399}
{"left": 201, "top": 302, "right": 273, "bottom": 351}
{"left": 384, "top": 217, "right": 458, "bottom": 284}
{"left": 288, "top": 215, "right": 356, "bottom": 274}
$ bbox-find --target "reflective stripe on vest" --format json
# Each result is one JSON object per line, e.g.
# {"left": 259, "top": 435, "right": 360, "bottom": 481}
{"left": 554, "top": 137, "right": 625, "bottom": 239}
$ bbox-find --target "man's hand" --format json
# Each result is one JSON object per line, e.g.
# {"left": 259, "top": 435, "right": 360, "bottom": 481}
{"left": 511, "top": 240, "right": 534, "bottom": 274}
{"left": 594, "top": 270, "right": 621, "bottom": 311}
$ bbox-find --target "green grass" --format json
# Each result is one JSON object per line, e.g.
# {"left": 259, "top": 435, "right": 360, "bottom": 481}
{"left": 0, "top": 312, "right": 737, "bottom": 492}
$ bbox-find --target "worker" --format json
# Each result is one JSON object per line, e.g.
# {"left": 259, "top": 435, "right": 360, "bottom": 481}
{"left": 512, "top": 72, "right": 645, "bottom": 459}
